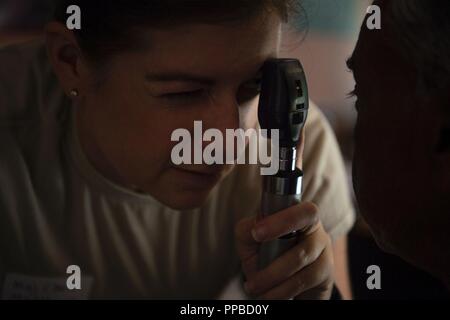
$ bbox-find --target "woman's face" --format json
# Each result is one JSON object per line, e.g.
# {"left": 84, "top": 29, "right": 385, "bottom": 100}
{"left": 75, "top": 13, "right": 282, "bottom": 209}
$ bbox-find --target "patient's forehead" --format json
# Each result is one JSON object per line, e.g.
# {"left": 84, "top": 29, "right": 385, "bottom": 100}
{"left": 352, "top": 3, "right": 409, "bottom": 80}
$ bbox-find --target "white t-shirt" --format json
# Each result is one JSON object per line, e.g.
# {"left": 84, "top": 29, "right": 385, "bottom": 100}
{"left": 0, "top": 40, "right": 355, "bottom": 299}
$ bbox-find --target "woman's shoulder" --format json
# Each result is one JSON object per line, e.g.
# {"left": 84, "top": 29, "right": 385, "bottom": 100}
{"left": 302, "top": 101, "right": 344, "bottom": 173}
{"left": 304, "top": 102, "right": 335, "bottom": 147}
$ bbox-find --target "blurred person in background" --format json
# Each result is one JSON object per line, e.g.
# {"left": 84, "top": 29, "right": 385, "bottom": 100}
{"left": 0, "top": 0, "right": 53, "bottom": 30}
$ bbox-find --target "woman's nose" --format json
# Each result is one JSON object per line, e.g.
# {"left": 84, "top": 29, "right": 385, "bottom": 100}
{"left": 200, "top": 92, "right": 243, "bottom": 161}
{"left": 202, "top": 91, "right": 241, "bottom": 134}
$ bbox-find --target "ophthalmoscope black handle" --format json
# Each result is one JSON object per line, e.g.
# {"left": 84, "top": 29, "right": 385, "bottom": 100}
{"left": 257, "top": 59, "right": 309, "bottom": 270}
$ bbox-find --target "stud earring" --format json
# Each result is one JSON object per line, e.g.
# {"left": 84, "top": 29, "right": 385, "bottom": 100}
{"left": 70, "top": 89, "right": 79, "bottom": 97}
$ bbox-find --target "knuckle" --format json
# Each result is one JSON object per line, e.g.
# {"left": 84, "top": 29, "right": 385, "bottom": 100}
{"left": 317, "top": 248, "right": 333, "bottom": 274}
{"left": 321, "top": 260, "right": 334, "bottom": 283}
{"left": 324, "top": 246, "right": 335, "bottom": 269}
{"left": 324, "top": 277, "right": 335, "bottom": 289}
{"left": 295, "top": 202, "right": 320, "bottom": 232}
{"left": 302, "top": 201, "right": 319, "bottom": 216}
{"left": 316, "top": 282, "right": 333, "bottom": 295}
{"left": 326, "top": 259, "right": 335, "bottom": 278}
{"left": 321, "top": 278, "right": 334, "bottom": 292}
{"left": 296, "top": 248, "right": 309, "bottom": 266}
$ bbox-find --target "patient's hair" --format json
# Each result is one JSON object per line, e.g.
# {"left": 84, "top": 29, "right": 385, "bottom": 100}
{"left": 53, "top": 0, "right": 303, "bottom": 63}
{"left": 386, "top": 0, "right": 450, "bottom": 95}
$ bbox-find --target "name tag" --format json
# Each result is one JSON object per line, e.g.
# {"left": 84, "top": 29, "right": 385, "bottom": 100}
{"left": 2, "top": 273, "right": 93, "bottom": 300}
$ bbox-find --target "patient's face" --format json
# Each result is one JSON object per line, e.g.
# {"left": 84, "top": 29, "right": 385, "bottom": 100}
{"left": 353, "top": 1, "right": 448, "bottom": 271}
{"left": 76, "top": 13, "right": 281, "bottom": 210}
{"left": 350, "top": 2, "right": 442, "bottom": 268}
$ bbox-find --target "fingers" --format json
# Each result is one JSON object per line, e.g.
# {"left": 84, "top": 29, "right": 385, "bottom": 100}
{"left": 235, "top": 215, "right": 257, "bottom": 247}
{"left": 236, "top": 202, "right": 335, "bottom": 300}
{"left": 252, "top": 201, "right": 319, "bottom": 243}
{"left": 294, "top": 278, "right": 334, "bottom": 300}
{"left": 235, "top": 201, "right": 320, "bottom": 280}
{"left": 258, "top": 241, "right": 334, "bottom": 300}
{"left": 234, "top": 215, "right": 259, "bottom": 276}
{"left": 235, "top": 200, "right": 330, "bottom": 300}
{"left": 244, "top": 222, "right": 329, "bottom": 297}
{"left": 294, "top": 243, "right": 334, "bottom": 300}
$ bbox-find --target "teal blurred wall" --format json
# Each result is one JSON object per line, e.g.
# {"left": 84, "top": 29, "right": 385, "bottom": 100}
{"left": 295, "top": 0, "right": 367, "bottom": 37}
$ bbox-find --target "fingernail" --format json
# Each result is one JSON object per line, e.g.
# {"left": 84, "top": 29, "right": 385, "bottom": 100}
{"left": 251, "top": 225, "right": 265, "bottom": 242}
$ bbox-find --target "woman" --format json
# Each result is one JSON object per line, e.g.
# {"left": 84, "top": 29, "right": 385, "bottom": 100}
{"left": 0, "top": 1, "right": 355, "bottom": 299}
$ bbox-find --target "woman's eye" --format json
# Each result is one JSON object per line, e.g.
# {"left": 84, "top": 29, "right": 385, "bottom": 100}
{"left": 237, "top": 79, "right": 261, "bottom": 105}
{"left": 160, "top": 89, "right": 207, "bottom": 103}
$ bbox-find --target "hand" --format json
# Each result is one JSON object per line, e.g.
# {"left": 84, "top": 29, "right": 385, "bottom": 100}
{"left": 235, "top": 201, "right": 335, "bottom": 299}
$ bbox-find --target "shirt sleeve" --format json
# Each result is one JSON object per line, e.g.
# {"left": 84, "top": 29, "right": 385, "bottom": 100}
{"left": 301, "top": 102, "right": 356, "bottom": 241}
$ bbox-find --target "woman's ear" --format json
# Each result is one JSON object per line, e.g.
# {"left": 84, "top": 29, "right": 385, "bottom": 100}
{"left": 44, "top": 21, "right": 90, "bottom": 97}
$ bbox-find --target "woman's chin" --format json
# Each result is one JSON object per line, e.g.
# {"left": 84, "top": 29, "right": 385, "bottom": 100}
{"left": 144, "top": 179, "right": 219, "bottom": 210}
{"left": 140, "top": 166, "right": 230, "bottom": 210}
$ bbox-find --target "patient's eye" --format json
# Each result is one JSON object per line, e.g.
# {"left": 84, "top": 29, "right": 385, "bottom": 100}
{"left": 347, "top": 84, "right": 361, "bottom": 112}
{"left": 347, "top": 84, "right": 358, "bottom": 98}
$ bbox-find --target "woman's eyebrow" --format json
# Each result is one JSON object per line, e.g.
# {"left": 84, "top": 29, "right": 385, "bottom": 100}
{"left": 145, "top": 65, "right": 264, "bottom": 86}
{"left": 145, "top": 72, "right": 215, "bottom": 85}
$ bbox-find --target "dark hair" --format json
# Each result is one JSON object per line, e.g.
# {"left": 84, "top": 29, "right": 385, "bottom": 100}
{"left": 386, "top": 0, "right": 450, "bottom": 95}
{"left": 54, "top": 0, "right": 302, "bottom": 63}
